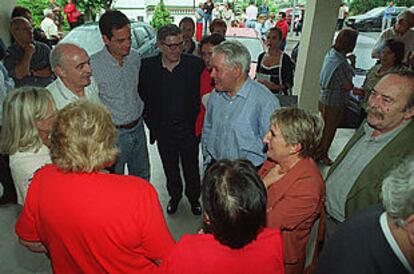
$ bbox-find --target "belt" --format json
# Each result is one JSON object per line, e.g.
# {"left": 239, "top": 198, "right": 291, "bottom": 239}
{"left": 116, "top": 117, "right": 140, "bottom": 129}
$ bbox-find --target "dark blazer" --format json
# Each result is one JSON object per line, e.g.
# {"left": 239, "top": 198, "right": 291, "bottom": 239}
{"left": 138, "top": 53, "right": 204, "bottom": 144}
{"left": 327, "top": 119, "right": 414, "bottom": 218}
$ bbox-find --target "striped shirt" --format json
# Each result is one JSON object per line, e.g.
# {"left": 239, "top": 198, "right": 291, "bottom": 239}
{"left": 91, "top": 47, "right": 143, "bottom": 125}
{"left": 319, "top": 63, "right": 353, "bottom": 107}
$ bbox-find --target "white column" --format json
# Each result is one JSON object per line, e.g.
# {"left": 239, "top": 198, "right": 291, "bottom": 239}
{"left": 0, "top": 0, "right": 16, "bottom": 46}
{"left": 293, "top": 0, "right": 341, "bottom": 111}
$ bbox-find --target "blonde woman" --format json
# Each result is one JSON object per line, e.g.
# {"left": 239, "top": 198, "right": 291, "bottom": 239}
{"left": 0, "top": 87, "right": 55, "bottom": 205}
{"left": 16, "top": 100, "right": 174, "bottom": 273}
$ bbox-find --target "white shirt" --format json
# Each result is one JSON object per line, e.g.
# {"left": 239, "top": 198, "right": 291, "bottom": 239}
{"left": 338, "top": 5, "right": 349, "bottom": 20}
{"left": 380, "top": 213, "right": 414, "bottom": 273}
{"left": 10, "top": 145, "right": 51, "bottom": 205}
{"left": 47, "top": 76, "right": 102, "bottom": 110}
{"left": 40, "top": 17, "right": 58, "bottom": 40}
{"left": 246, "top": 5, "right": 258, "bottom": 20}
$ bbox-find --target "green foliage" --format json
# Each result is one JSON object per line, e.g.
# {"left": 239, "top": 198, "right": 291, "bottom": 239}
{"left": 151, "top": 0, "right": 172, "bottom": 31}
{"left": 16, "top": 0, "right": 112, "bottom": 28}
{"left": 350, "top": 0, "right": 414, "bottom": 15}
{"left": 17, "top": 0, "right": 49, "bottom": 27}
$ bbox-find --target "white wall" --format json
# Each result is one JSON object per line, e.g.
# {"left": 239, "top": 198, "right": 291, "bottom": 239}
{"left": 0, "top": 0, "right": 16, "bottom": 47}
{"left": 294, "top": 0, "right": 341, "bottom": 111}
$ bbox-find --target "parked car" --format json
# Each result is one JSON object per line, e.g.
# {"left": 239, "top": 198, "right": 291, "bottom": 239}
{"left": 60, "top": 21, "right": 158, "bottom": 58}
{"left": 345, "top": 6, "right": 407, "bottom": 32}
{"left": 279, "top": 7, "right": 305, "bottom": 25}
{"left": 225, "top": 27, "right": 265, "bottom": 79}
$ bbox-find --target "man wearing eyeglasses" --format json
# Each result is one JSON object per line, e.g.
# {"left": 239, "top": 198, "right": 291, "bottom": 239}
{"left": 139, "top": 24, "right": 205, "bottom": 216}
{"left": 325, "top": 71, "right": 414, "bottom": 240}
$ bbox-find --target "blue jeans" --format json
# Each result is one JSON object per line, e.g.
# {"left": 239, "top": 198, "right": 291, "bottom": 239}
{"left": 246, "top": 20, "right": 256, "bottom": 29}
{"left": 114, "top": 118, "right": 150, "bottom": 181}
{"left": 203, "top": 15, "right": 211, "bottom": 35}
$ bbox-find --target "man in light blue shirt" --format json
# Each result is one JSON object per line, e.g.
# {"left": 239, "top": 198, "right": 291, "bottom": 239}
{"left": 382, "top": 1, "right": 395, "bottom": 31}
{"left": 202, "top": 41, "right": 280, "bottom": 169}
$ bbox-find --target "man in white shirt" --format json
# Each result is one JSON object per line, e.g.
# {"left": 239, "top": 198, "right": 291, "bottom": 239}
{"left": 245, "top": 1, "right": 258, "bottom": 28}
{"left": 47, "top": 43, "right": 101, "bottom": 110}
{"left": 40, "top": 9, "right": 60, "bottom": 45}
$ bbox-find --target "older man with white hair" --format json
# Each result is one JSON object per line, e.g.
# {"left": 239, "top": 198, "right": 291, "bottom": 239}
{"left": 315, "top": 153, "right": 414, "bottom": 274}
{"left": 202, "top": 40, "right": 279, "bottom": 170}
{"left": 47, "top": 43, "right": 101, "bottom": 110}
{"left": 40, "top": 9, "right": 60, "bottom": 45}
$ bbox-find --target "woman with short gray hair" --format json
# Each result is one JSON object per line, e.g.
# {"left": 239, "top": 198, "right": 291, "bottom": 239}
{"left": 259, "top": 107, "right": 325, "bottom": 274}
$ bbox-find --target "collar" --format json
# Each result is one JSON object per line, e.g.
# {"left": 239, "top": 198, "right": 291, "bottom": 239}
{"left": 363, "top": 120, "right": 410, "bottom": 142}
{"left": 223, "top": 78, "right": 250, "bottom": 99}
{"left": 102, "top": 46, "right": 127, "bottom": 66}
{"left": 380, "top": 213, "right": 414, "bottom": 273}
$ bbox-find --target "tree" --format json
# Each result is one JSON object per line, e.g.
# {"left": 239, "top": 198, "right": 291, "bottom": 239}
{"left": 350, "top": 0, "right": 414, "bottom": 15}
{"left": 16, "top": 0, "right": 113, "bottom": 28}
{"left": 151, "top": 0, "right": 172, "bottom": 31}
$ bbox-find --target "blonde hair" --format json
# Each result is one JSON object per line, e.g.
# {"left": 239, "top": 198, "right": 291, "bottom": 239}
{"left": 270, "top": 107, "right": 324, "bottom": 159}
{"left": 50, "top": 100, "right": 118, "bottom": 173}
{"left": 0, "top": 87, "right": 55, "bottom": 155}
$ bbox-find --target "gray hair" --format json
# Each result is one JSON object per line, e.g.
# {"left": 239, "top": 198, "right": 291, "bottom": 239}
{"left": 50, "top": 43, "right": 81, "bottom": 72}
{"left": 212, "top": 40, "right": 251, "bottom": 76}
{"left": 381, "top": 154, "right": 414, "bottom": 227}
{"left": 43, "top": 9, "right": 53, "bottom": 17}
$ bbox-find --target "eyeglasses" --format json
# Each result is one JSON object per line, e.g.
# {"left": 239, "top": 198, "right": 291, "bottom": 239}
{"left": 162, "top": 41, "right": 184, "bottom": 50}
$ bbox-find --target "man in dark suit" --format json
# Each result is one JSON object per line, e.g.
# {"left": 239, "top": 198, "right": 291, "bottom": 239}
{"left": 139, "top": 24, "right": 205, "bottom": 215}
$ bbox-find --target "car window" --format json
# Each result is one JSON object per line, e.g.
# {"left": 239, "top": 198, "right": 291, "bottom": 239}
{"left": 134, "top": 27, "right": 149, "bottom": 47}
{"left": 143, "top": 26, "right": 156, "bottom": 39}
{"left": 225, "top": 37, "right": 264, "bottom": 62}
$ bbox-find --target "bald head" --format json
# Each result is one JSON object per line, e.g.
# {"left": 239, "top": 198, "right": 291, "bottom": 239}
{"left": 50, "top": 44, "right": 92, "bottom": 91}
{"left": 50, "top": 43, "right": 88, "bottom": 72}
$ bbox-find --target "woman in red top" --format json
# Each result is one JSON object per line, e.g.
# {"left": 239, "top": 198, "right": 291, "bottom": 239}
{"left": 259, "top": 107, "right": 326, "bottom": 274}
{"left": 64, "top": 0, "right": 81, "bottom": 29}
{"left": 195, "top": 33, "right": 225, "bottom": 140}
{"left": 160, "top": 160, "right": 285, "bottom": 274}
{"left": 16, "top": 101, "right": 175, "bottom": 274}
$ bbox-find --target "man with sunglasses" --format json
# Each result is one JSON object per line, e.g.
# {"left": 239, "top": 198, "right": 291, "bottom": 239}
{"left": 325, "top": 71, "right": 414, "bottom": 240}
{"left": 139, "top": 24, "right": 205, "bottom": 216}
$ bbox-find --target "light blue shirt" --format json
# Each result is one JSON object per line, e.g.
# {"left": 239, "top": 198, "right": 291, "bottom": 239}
{"left": 202, "top": 78, "right": 280, "bottom": 167}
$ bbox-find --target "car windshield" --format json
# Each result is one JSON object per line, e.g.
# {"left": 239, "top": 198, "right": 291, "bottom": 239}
{"left": 225, "top": 37, "right": 264, "bottom": 62}
{"left": 62, "top": 27, "right": 104, "bottom": 55}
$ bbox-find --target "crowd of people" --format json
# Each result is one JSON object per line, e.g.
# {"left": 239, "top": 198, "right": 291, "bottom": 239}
{"left": 0, "top": 1, "right": 413, "bottom": 274}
